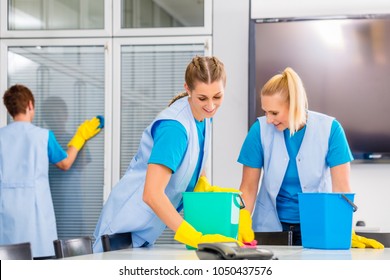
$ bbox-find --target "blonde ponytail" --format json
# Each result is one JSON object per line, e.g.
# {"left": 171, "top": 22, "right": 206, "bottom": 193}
{"left": 284, "top": 67, "right": 308, "bottom": 135}
{"left": 260, "top": 67, "right": 308, "bottom": 135}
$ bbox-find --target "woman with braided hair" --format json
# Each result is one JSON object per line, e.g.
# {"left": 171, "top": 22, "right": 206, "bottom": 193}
{"left": 93, "top": 56, "right": 241, "bottom": 251}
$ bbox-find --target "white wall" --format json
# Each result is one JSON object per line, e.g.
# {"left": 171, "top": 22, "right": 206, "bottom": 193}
{"left": 251, "top": 0, "right": 390, "bottom": 19}
{"left": 212, "top": 0, "right": 250, "bottom": 189}
{"left": 212, "top": 0, "right": 390, "bottom": 231}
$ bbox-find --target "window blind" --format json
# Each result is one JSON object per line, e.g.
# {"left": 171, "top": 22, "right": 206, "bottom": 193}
{"left": 120, "top": 44, "right": 204, "bottom": 244}
{"left": 8, "top": 45, "right": 105, "bottom": 240}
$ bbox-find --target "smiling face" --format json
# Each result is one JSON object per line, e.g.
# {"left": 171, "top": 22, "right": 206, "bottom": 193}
{"left": 186, "top": 80, "right": 225, "bottom": 121}
{"left": 261, "top": 94, "right": 290, "bottom": 131}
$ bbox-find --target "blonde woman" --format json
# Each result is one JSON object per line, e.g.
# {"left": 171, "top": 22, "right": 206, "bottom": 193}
{"left": 237, "top": 67, "right": 353, "bottom": 245}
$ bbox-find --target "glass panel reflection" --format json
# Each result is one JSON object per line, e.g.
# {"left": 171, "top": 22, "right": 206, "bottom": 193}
{"left": 8, "top": 45, "right": 105, "bottom": 239}
{"left": 119, "top": 44, "right": 204, "bottom": 177}
{"left": 122, "top": 0, "right": 204, "bottom": 28}
{"left": 8, "top": 0, "right": 104, "bottom": 30}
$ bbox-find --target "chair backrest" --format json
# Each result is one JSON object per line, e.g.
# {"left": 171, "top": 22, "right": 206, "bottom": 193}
{"left": 0, "top": 242, "right": 33, "bottom": 260}
{"left": 101, "top": 232, "right": 133, "bottom": 252}
{"left": 255, "top": 231, "right": 293, "bottom": 246}
{"left": 53, "top": 236, "right": 93, "bottom": 258}
{"left": 355, "top": 232, "right": 390, "bottom": 248}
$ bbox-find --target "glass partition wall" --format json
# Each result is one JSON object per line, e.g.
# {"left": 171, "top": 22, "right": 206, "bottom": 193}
{"left": 5, "top": 41, "right": 107, "bottom": 239}
{"left": 122, "top": 0, "right": 204, "bottom": 28}
{"left": 1, "top": 0, "right": 211, "bottom": 242}
{"left": 8, "top": 0, "right": 105, "bottom": 30}
{"left": 118, "top": 43, "right": 206, "bottom": 177}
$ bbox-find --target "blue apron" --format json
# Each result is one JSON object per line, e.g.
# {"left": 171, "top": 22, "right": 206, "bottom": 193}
{"left": 0, "top": 122, "right": 57, "bottom": 257}
{"left": 93, "top": 97, "right": 211, "bottom": 252}
{"left": 252, "top": 111, "right": 334, "bottom": 231}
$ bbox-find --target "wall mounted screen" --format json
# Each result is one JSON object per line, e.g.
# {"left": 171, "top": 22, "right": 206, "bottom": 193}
{"left": 250, "top": 15, "right": 390, "bottom": 160}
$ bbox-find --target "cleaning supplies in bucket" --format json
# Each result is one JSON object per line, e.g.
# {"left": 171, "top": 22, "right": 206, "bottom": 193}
{"left": 298, "top": 193, "right": 357, "bottom": 249}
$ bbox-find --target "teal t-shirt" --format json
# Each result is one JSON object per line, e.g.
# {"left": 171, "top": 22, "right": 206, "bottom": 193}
{"left": 149, "top": 119, "right": 206, "bottom": 193}
{"left": 48, "top": 130, "right": 67, "bottom": 164}
{"left": 237, "top": 119, "right": 353, "bottom": 223}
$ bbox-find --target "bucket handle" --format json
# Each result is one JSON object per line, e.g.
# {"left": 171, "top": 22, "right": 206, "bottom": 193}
{"left": 341, "top": 194, "right": 358, "bottom": 212}
{"left": 236, "top": 194, "right": 246, "bottom": 210}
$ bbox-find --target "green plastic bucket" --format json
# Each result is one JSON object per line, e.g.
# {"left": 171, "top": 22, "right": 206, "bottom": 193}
{"left": 298, "top": 193, "right": 357, "bottom": 249}
{"left": 182, "top": 192, "right": 244, "bottom": 249}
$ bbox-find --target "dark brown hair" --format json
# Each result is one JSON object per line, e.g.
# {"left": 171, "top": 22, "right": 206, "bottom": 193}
{"left": 3, "top": 84, "right": 35, "bottom": 117}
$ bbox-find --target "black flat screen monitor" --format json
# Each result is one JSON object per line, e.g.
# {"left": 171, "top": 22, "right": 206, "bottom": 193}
{"left": 250, "top": 15, "right": 390, "bottom": 161}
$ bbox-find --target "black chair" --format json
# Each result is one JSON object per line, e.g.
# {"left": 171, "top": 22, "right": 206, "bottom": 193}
{"left": 0, "top": 242, "right": 33, "bottom": 260}
{"left": 33, "top": 255, "right": 56, "bottom": 260}
{"left": 255, "top": 231, "right": 293, "bottom": 246}
{"left": 53, "top": 236, "right": 93, "bottom": 258}
{"left": 355, "top": 232, "right": 390, "bottom": 248}
{"left": 101, "top": 232, "right": 133, "bottom": 252}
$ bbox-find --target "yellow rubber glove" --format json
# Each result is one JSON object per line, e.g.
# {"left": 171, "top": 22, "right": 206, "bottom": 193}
{"left": 194, "top": 176, "right": 240, "bottom": 193}
{"left": 238, "top": 209, "right": 255, "bottom": 243}
{"left": 174, "top": 220, "right": 243, "bottom": 249}
{"left": 68, "top": 116, "right": 102, "bottom": 151}
{"left": 351, "top": 231, "right": 384, "bottom": 249}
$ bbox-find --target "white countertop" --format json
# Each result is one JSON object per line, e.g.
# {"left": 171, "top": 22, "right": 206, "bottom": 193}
{"left": 62, "top": 244, "right": 390, "bottom": 260}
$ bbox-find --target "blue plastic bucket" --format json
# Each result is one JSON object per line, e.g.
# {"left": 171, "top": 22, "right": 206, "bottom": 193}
{"left": 182, "top": 192, "right": 244, "bottom": 249}
{"left": 298, "top": 193, "right": 357, "bottom": 249}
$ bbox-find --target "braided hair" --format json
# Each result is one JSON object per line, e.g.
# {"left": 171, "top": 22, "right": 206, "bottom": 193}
{"left": 169, "top": 56, "right": 226, "bottom": 106}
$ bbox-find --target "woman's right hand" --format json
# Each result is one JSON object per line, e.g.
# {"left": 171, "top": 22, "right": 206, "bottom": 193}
{"left": 174, "top": 220, "right": 243, "bottom": 249}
